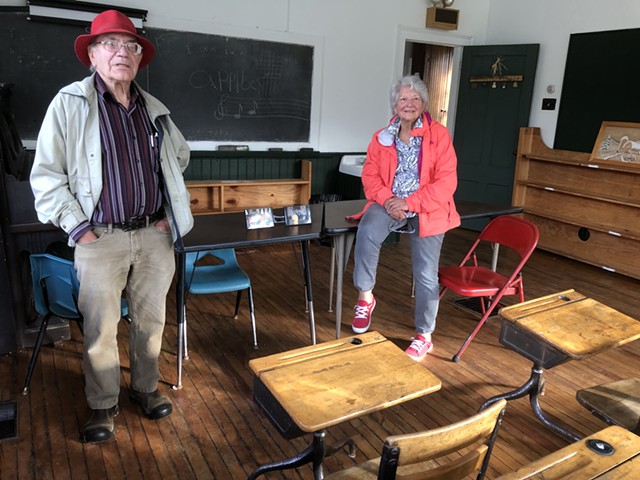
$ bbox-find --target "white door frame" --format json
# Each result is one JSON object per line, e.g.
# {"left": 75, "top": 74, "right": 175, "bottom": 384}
{"left": 394, "top": 26, "right": 473, "bottom": 137}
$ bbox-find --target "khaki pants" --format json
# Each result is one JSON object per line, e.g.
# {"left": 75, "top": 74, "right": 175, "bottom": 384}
{"left": 74, "top": 225, "right": 175, "bottom": 409}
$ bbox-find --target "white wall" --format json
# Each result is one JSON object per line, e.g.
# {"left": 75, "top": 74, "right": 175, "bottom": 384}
{"left": 485, "top": 0, "right": 640, "bottom": 147}
{"left": 2, "top": 0, "right": 490, "bottom": 151}
{"left": 134, "top": 0, "right": 491, "bottom": 151}
{"left": 4, "top": 0, "right": 636, "bottom": 151}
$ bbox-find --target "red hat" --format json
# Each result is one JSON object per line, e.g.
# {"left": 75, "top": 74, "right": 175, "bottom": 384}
{"left": 74, "top": 10, "right": 155, "bottom": 69}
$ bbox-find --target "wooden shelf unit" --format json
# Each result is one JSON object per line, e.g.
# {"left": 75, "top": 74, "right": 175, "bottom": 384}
{"left": 513, "top": 127, "right": 640, "bottom": 280}
{"left": 186, "top": 160, "right": 312, "bottom": 215}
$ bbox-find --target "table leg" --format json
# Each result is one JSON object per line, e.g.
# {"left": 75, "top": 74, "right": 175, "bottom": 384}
{"left": 328, "top": 242, "right": 335, "bottom": 312}
{"left": 481, "top": 365, "right": 581, "bottom": 443}
{"left": 333, "top": 233, "right": 356, "bottom": 339}
{"left": 173, "top": 253, "right": 186, "bottom": 390}
{"left": 248, "top": 430, "right": 327, "bottom": 480}
{"left": 301, "top": 241, "right": 317, "bottom": 345}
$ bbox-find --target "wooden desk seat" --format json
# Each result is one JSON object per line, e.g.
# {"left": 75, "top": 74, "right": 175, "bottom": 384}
{"left": 577, "top": 378, "right": 640, "bottom": 435}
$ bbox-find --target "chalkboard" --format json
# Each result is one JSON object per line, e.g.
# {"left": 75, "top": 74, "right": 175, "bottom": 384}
{"left": 146, "top": 28, "right": 313, "bottom": 142}
{"left": 0, "top": 12, "right": 92, "bottom": 140}
{"left": 554, "top": 28, "right": 640, "bottom": 152}
{"left": 0, "top": 12, "right": 314, "bottom": 143}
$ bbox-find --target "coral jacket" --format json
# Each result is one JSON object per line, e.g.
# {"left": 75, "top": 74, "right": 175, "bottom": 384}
{"left": 349, "top": 113, "right": 460, "bottom": 237}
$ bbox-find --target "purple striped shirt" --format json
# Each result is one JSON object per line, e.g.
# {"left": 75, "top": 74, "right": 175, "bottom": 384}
{"left": 70, "top": 75, "right": 162, "bottom": 241}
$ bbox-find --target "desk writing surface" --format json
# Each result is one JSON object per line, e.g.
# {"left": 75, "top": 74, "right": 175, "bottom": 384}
{"left": 497, "top": 426, "right": 640, "bottom": 480}
{"left": 249, "top": 332, "right": 441, "bottom": 432}
{"left": 499, "top": 290, "right": 640, "bottom": 360}
{"left": 177, "top": 203, "right": 323, "bottom": 253}
{"left": 596, "top": 453, "right": 640, "bottom": 478}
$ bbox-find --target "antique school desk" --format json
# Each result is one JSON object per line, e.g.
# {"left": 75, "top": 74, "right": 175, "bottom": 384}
{"left": 482, "top": 290, "right": 640, "bottom": 442}
{"left": 323, "top": 199, "right": 523, "bottom": 338}
{"left": 172, "top": 203, "right": 323, "bottom": 389}
{"left": 497, "top": 426, "right": 640, "bottom": 479}
{"left": 247, "top": 331, "right": 442, "bottom": 479}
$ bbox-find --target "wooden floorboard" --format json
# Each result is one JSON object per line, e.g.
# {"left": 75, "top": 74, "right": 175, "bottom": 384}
{"left": 2, "top": 226, "right": 640, "bottom": 479}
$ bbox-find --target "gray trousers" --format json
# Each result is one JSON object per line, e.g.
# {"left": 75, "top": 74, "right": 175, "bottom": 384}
{"left": 74, "top": 225, "right": 175, "bottom": 409}
{"left": 353, "top": 203, "right": 444, "bottom": 334}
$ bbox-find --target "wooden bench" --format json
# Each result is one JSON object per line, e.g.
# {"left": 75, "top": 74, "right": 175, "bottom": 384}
{"left": 576, "top": 377, "right": 640, "bottom": 434}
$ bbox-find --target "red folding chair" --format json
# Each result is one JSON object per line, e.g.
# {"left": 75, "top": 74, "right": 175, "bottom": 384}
{"left": 439, "top": 215, "right": 539, "bottom": 362}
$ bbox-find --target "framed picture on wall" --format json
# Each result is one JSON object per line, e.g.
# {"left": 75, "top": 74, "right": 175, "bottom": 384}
{"left": 590, "top": 121, "right": 640, "bottom": 166}
{"left": 245, "top": 207, "right": 275, "bottom": 230}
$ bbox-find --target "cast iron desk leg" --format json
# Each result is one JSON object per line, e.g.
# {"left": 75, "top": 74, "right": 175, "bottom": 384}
{"left": 480, "top": 364, "right": 581, "bottom": 442}
{"left": 328, "top": 242, "right": 335, "bottom": 313}
{"left": 248, "top": 430, "right": 327, "bottom": 480}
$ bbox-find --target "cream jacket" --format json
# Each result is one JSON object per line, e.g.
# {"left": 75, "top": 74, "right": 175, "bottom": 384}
{"left": 30, "top": 74, "right": 193, "bottom": 246}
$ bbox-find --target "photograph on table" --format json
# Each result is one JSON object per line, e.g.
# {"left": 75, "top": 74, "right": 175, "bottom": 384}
{"left": 284, "top": 204, "right": 312, "bottom": 226}
{"left": 245, "top": 207, "right": 275, "bottom": 230}
{"left": 591, "top": 121, "right": 640, "bottom": 165}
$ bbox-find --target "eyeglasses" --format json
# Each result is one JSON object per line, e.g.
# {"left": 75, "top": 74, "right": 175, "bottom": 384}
{"left": 397, "top": 96, "right": 423, "bottom": 106}
{"left": 95, "top": 40, "right": 143, "bottom": 55}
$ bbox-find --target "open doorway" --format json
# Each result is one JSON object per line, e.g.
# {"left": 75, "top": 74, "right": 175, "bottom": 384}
{"left": 393, "top": 26, "right": 472, "bottom": 137}
{"left": 404, "top": 42, "right": 455, "bottom": 126}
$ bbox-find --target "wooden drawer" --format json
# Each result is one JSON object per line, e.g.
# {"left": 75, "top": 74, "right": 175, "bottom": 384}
{"left": 521, "top": 187, "right": 640, "bottom": 238}
{"left": 519, "top": 157, "right": 640, "bottom": 202}
{"left": 222, "top": 183, "right": 310, "bottom": 211}
{"left": 188, "top": 185, "right": 222, "bottom": 213}
{"left": 525, "top": 214, "right": 640, "bottom": 279}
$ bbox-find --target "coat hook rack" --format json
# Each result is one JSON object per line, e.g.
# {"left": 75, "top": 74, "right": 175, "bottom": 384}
{"left": 469, "top": 75, "right": 524, "bottom": 89}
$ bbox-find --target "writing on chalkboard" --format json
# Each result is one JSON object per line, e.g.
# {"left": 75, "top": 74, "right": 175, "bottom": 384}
{"left": 147, "top": 28, "right": 314, "bottom": 142}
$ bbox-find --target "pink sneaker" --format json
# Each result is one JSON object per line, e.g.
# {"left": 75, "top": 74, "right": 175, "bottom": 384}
{"left": 352, "top": 297, "right": 376, "bottom": 333}
{"left": 405, "top": 334, "right": 433, "bottom": 361}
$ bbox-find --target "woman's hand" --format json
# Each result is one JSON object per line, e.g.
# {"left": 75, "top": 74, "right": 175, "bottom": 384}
{"left": 384, "top": 196, "right": 409, "bottom": 220}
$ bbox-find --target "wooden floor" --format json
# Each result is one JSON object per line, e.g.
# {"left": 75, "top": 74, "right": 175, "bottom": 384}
{"left": 2, "top": 227, "right": 640, "bottom": 479}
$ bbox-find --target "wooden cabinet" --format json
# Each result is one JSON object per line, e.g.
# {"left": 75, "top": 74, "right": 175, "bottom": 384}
{"left": 513, "top": 127, "right": 640, "bottom": 279}
{"left": 186, "top": 160, "right": 312, "bottom": 215}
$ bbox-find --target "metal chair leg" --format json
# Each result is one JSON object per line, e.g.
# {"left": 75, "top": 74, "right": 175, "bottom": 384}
{"left": 22, "top": 313, "right": 52, "bottom": 395}
{"left": 182, "top": 304, "right": 189, "bottom": 360}
{"left": 233, "top": 290, "right": 243, "bottom": 319}
{"left": 248, "top": 286, "right": 258, "bottom": 349}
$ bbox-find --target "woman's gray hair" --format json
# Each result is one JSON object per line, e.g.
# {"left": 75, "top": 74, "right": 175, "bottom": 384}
{"left": 389, "top": 74, "right": 429, "bottom": 113}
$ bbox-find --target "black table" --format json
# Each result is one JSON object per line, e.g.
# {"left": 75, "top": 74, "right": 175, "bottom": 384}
{"left": 172, "top": 203, "right": 324, "bottom": 389}
{"left": 323, "top": 199, "right": 523, "bottom": 338}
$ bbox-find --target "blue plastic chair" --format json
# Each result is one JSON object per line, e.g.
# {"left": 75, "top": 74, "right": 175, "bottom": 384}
{"left": 22, "top": 254, "right": 129, "bottom": 395}
{"left": 184, "top": 249, "right": 257, "bottom": 353}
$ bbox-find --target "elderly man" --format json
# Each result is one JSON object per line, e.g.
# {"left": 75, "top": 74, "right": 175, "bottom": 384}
{"left": 30, "top": 10, "right": 193, "bottom": 443}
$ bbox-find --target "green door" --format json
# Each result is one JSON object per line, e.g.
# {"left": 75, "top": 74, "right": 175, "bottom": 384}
{"left": 453, "top": 44, "right": 539, "bottom": 228}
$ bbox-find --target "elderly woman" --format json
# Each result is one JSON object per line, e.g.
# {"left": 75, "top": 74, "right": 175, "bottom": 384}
{"left": 349, "top": 74, "right": 460, "bottom": 361}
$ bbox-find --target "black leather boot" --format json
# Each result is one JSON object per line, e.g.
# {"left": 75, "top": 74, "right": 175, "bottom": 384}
{"left": 129, "top": 389, "right": 172, "bottom": 419}
{"left": 80, "top": 405, "right": 119, "bottom": 443}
